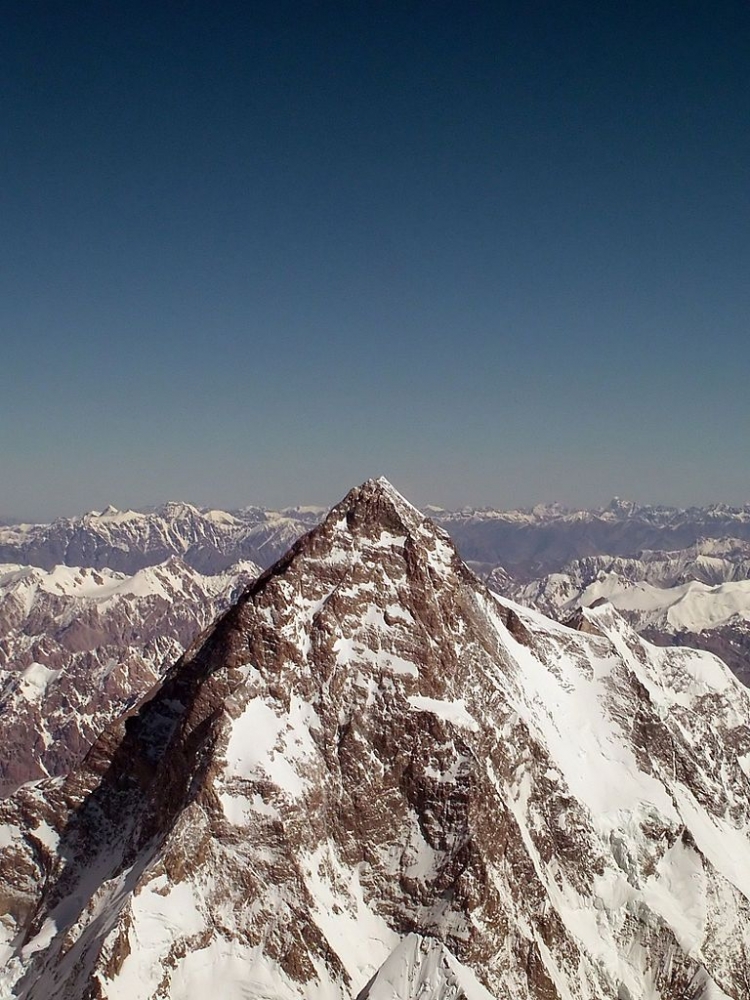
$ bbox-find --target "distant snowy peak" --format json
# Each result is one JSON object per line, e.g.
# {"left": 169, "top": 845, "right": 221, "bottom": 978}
{"left": 0, "top": 556, "right": 259, "bottom": 606}
{"left": 1, "top": 478, "right": 750, "bottom": 999}
{"left": 0, "top": 499, "right": 317, "bottom": 574}
{"left": 578, "top": 576, "right": 750, "bottom": 633}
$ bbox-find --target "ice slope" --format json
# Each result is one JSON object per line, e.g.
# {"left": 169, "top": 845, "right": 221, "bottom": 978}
{"left": 359, "top": 935, "right": 496, "bottom": 1000}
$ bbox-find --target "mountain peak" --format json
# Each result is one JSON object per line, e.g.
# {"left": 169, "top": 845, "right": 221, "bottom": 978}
{"left": 604, "top": 496, "right": 638, "bottom": 514}
{"left": 3, "top": 481, "right": 750, "bottom": 998}
{"left": 329, "top": 477, "right": 426, "bottom": 535}
{"left": 159, "top": 500, "right": 202, "bottom": 518}
{"left": 252, "top": 477, "right": 460, "bottom": 607}
{"left": 351, "top": 476, "right": 418, "bottom": 509}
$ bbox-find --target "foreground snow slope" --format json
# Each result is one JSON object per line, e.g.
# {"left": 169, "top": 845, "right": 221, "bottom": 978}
{"left": 0, "top": 479, "right": 749, "bottom": 999}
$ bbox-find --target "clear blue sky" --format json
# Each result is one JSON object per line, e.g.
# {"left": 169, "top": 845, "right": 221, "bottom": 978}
{"left": 2, "top": 1, "right": 748, "bottom": 519}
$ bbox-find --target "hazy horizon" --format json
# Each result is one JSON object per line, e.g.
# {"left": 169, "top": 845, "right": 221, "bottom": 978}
{"left": 4, "top": 479, "right": 750, "bottom": 525}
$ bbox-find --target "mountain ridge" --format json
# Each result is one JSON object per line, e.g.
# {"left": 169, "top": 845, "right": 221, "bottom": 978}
{"left": 5, "top": 495, "right": 750, "bottom": 577}
{"left": 1, "top": 479, "right": 749, "bottom": 998}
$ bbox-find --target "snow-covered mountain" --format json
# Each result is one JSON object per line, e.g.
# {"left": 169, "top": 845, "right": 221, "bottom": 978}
{"left": 436, "top": 502, "right": 750, "bottom": 579}
{"left": 0, "top": 557, "right": 259, "bottom": 794}
{"left": 504, "top": 541, "right": 750, "bottom": 685}
{"left": 3, "top": 496, "right": 750, "bottom": 712}
{"left": 6, "top": 497, "right": 750, "bottom": 580}
{"left": 0, "top": 501, "right": 322, "bottom": 574}
{"left": 505, "top": 540, "right": 750, "bottom": 613}
{"left": 1, "top": 479, "right": 749, "bottom": 999}
{"left": 519, "top": 569, "right": 750, "bottom": 633}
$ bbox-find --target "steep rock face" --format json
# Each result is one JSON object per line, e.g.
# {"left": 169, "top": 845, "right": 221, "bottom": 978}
{"left": 0, "top": 480, "right": 749, "bottom": 999}
{"left": 0, "top": 558, "right": 259, "bottom": 793}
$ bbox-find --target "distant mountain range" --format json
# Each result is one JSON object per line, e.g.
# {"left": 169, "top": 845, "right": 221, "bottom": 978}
{"left": 4, "top": 497, "right": 750, "bottom": 576}
{"left": 0, "top": 501, "right": 324, "bottom": 574}
{"left": 431, "top": 498, "right": 750, "bottom": 577}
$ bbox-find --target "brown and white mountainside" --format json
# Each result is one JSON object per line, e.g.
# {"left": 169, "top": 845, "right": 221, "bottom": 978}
{"left": 503, "top": 542, "right": 750, "bottom": 686}
{"left": 0, "top": 502, "right": 321, "bottom": 574}
{"left": 1, "top": 479, "right": 749, "bottom": 999}
{"left": 0, "top": 558, "right": 259, "bottom": 795}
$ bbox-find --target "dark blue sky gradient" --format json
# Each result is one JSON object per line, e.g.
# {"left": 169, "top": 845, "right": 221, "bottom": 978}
{"left": 2, "top": 2, "right": 749, "bottom": 518}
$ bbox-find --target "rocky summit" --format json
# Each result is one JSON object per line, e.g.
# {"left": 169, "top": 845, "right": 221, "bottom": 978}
{"left": 1, "top": 478, "right": 749, "bottom": 999}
